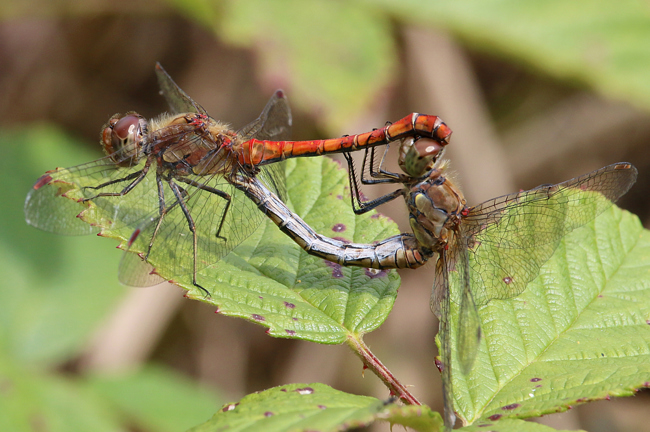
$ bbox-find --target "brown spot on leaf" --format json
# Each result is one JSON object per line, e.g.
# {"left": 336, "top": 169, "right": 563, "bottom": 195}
{"left": 325, "top": 261, "right": 343, "bottom": 278}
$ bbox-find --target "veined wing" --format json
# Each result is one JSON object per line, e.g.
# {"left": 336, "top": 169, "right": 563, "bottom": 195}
{"left": 118, "top": 166, "right": 268, "bottom": 286}
{"left": 433, "top": 250, "right": 456, "bottom": 430}
{"left": 433, "top": 241, "right": 481, "bottom": 430}
{"left": 24, "top": 155, "right": 158, "bottom": 236}
{"left": 460, "top": 162, "right": 637, "bottom": 307}
{"left": 238, "top": 89, "right": 292, "bottom": 201}
{"left": 431, "top": 228, "right": 482, "bottom": 376}
{"left": 238, "top": 90, "right": 292, "bottom": 142}
{"left": 155, "top": 63, "right": 207, "bottom": 115}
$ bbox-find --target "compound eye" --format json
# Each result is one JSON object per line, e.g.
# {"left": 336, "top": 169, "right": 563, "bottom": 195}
{"left": 414, "top": 138, "right": 443, "bottom": 160}
{"left": 113, "top": 115, "right": 144, "bottom": 143}
{"left": 101, "top": 113, "right": 148, "bottom": 166}
{"left": 401, "top": 137, "right": 445, "bottom": 178}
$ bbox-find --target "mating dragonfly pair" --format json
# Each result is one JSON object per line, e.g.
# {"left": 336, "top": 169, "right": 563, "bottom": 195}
{"left": 25, "top": 64, "right": 637, "bottom": 430}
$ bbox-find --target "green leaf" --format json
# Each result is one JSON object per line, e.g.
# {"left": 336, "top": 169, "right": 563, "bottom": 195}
{"left": 375, "top": 0, "right": 650, "bottom": 113}
{"left": 449, "top": 206, "right": 650, "bottom": 424}
{"left": 459, "top": 418, "right": 582, "bottom": 432}
{"left": 183, "top": 158, "right": 400, "bottom": 343}
{"left": 166, "top": 0, "right": 650, "bottom": 120}
{"left": 165, "top": 0, "right": 396, "bottom": 133}
{"left": 0, "top": 352, "right": 121, "bottom": 432}
{"left": 77, "top": 156, "right": 401, "bottom": 344}
{"left": 0, "top": 125, "right": 125, "bottom": 365}
{"left": 188, "top": 383, "right": 443, "bottom": 432}
{"left": 85, "top": 364, "right": 222, "bottom": 432}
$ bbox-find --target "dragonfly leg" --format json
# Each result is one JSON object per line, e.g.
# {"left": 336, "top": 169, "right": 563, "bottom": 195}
{"left": 81, "top": 158, "right": 153, "bottom": 202}
{"left": 168, "top": 180, "right": 210, "bottom": 298}
{"left": 175, "top": 177, "right": 232, "bottom": 241}
{"left": 145, "top": 174, "right": 182, "bottom": 260}
{"left": 355, "top": 145, "right": 409, "bottom": 185}
{"left": 365, "top": 145, "right": 406, "bottom": 183}
{"left": 344, "top": 152, "right": 405, "bottom": 214}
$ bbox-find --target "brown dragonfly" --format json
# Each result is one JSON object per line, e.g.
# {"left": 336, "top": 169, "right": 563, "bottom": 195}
{"left": 24, "top": 64, "right": 451, "bottom": 293}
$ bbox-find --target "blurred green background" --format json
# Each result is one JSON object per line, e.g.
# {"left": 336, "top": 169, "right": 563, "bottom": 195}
{"left": 1, "top": 0, "right": 649, "bottom": 431}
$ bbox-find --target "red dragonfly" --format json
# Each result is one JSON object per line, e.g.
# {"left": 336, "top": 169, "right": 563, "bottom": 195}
{"left": 230, "top": 141, "right": 637, "bottom": 429}
{"left": 24, "top": 64, "right": 452, "bottom": 293}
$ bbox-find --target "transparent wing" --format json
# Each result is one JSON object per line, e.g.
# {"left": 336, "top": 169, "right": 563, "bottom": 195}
{"left": 118, "top": 168, "right": 268, "bottom": 286}
{"left": 24, "top": 155, "right": 159, "bottom": 237}
{"left": 238, "top": 90, "right": 292, "bottom": 142}
{"left": 461, "top": 162, "right": 637, "bottom": 307}
{"left": 155, "top": 63, "right": 207, "bottom": 115}
{"left": 431, "top": 233, "right": 481, "bottom": 376}
{"left": 432, "top": 252, "right": 457, "bottom": 430}
{"left": 238, "top": 89, "right": 292, "bottom": 201}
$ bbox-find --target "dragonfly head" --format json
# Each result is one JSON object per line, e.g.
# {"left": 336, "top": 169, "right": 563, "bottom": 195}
{"left": 398, "top": 137, "right": 446, "bottom": 178}
{"left": 101, "top": 112, "right": 148, "bottom": 167}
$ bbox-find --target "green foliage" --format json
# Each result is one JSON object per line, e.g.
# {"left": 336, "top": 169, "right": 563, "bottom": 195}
{"left": 0, "top": 352, "right": 221, "bottom": 432}
{"left": 7, "top": 2, "right": 650, "bottom": 428}
{"left": 45, "top": 131, "right": 650, "bottom": 430}
{"left": 380, "top": 0, "right": 650, "bottom": 112}
{"left": 162, "top": 0, "right": 650, "bottom": 134}
{"left": 459, "top": 419, "right": 581, "bottom": 432}
{"left": 191, "top": 158, "right": 400, "bottom": 343}
{"left": 189, "top": 383, "right": 444, "bottom": 432}
{"left": 85, "top": 365, "right": 222, "bottom": 432}
{"left": 449, "top": 206, "right": 650, "bottom": 425}
{"left": 166, "top": 0, "right": 396, "bottom": 133}
{"left": 15, "top": 126, "right": 650, "bottom": 430}
{"left": 0, "top": 351, "right": 120, "bottom": 432}
{"left": 88, "top": 156, "right": 402, "bottom": 344}
{"left": 0, "top": 126, "right": 125, "bottom": 365}
{"left": 0, "top": 126, "right": 222, "bottom": 432}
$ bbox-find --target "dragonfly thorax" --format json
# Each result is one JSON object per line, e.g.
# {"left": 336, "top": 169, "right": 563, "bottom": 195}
{"left": 101, "top": 112, "right": 148, "bottom": 167}
{"left": 406, "top": 168, "right": 465, "bottom": 252}
{"left": 146, "top": 113, "right": 237, "bottom": 176}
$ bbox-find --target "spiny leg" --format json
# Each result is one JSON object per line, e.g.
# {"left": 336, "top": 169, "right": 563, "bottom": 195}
{"left": 81, "top": 158, "right": 153, "bottom": 201}
{"left": 343, "top": 152, "right": 405, "bottom": 214}
{"left": 364, "top": 144, "right": 405, "bottom": 183}
{"left": 145, "top": 174, "right": 182, "bottom": 260}
{"left": 168, "top": 180, "right": 210, "bottom": 297}
{"left": 84, "top": 169, "right": 143, "bottom": 191}
{"left": 176, "top": 177, "right": 232, "bottom": 241}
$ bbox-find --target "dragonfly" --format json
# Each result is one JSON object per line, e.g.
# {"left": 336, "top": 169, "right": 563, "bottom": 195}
{"left": 230, "top": 140, "right": 637, "bottom": 429}
{"left": 24, "top": 63, "right": 452, "bottom": 293}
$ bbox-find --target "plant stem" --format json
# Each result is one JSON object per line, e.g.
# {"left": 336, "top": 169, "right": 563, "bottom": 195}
{"left": 346, "top": 334, "right": 421, "bottom": 405}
